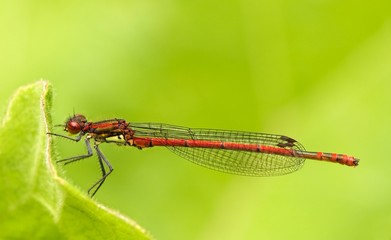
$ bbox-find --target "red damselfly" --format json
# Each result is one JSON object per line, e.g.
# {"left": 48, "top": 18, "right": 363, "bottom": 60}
{"left": 48, "top": 114, "right": 359, "bottom": 197}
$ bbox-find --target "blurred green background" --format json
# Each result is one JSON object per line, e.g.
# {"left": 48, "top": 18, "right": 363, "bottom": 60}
{"left": 1, "top": 0, "right": 391, "bottom": 239}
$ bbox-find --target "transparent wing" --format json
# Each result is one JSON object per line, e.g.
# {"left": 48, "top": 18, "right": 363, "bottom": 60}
{"left": 130, "top": 123, "right": 306, "bottom": 176}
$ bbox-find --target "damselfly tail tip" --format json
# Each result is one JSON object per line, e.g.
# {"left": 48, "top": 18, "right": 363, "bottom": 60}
{"left": 342, "top": 155, "right": 359, "bottom": 167}
{"left": 353, "top": 158, "right": 360, "bottom": 166}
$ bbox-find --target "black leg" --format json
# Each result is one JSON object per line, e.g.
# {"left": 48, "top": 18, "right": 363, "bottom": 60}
{"left": 47, "top": 132, "right": 84, "bottom": 142}
{"left": 87, "top": 144, "right": 114, "bottom": 197}
{"left": 56, "top": 138, "right": 93, "bottom": 165}
{"left": 49, "top": 131, "right": 114, "bottom": 197}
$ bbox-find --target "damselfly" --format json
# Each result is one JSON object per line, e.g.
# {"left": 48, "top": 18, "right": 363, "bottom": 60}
{"left": 48, "top": 114, "right": 359, "bottom": 197}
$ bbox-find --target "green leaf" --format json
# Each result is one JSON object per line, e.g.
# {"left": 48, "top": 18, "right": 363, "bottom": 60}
{"left": 0, "top": 81, "right": 153, "bottom": 240}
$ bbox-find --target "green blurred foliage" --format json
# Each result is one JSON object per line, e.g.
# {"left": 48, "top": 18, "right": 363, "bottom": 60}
{"left": 1, "top": 0, "right": 390, "bottom": 239}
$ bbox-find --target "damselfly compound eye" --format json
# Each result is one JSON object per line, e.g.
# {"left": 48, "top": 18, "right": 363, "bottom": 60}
{"left": 66, "top": 120, "right": 82, "bottom": 134}
{"left": 64, "top": 114, "right": 88, "bottom": 134}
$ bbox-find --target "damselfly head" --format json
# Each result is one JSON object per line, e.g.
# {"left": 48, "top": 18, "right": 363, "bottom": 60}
{"left": 65, "top": 114, "right": 87, "bottom": 134}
